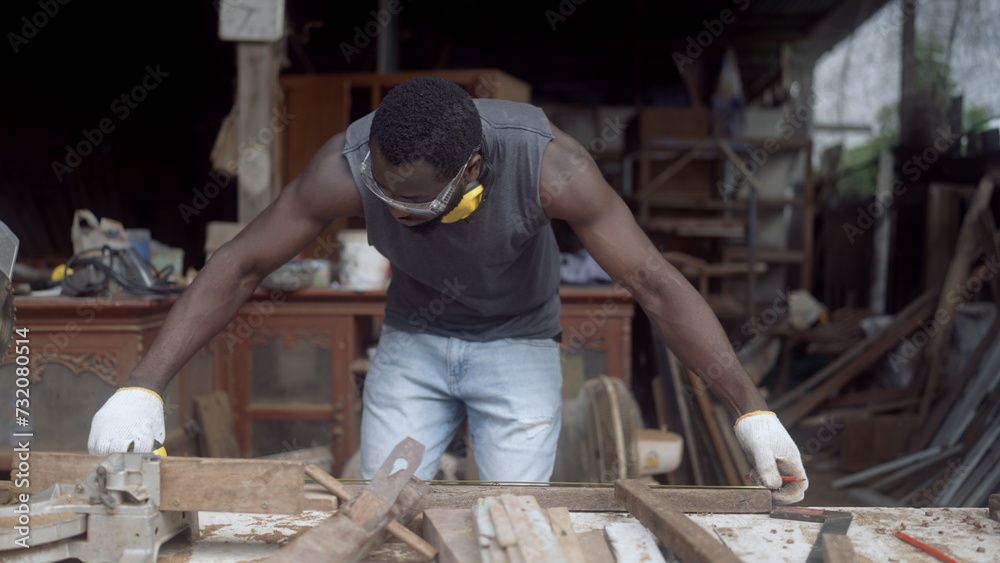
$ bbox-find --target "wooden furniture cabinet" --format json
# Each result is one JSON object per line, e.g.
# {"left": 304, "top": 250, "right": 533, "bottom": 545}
{"left": 0, "top": 295, "right": 195, "bottom": 469}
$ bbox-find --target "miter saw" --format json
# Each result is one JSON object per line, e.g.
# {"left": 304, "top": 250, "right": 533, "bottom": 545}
{"left": 0, "top": 453, "right": 198, "bottom": 562}
{"left": 1, "top": 221, "right": 17, "bottom": 361}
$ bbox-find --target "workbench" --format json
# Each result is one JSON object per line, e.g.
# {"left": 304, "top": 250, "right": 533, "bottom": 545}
{"left": 155, "top": 507, "right": 999, "bottom": 562}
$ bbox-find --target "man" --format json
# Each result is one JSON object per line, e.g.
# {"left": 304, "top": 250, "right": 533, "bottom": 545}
{"left": 89, "top": 76, "right": 807, "bottom": 503}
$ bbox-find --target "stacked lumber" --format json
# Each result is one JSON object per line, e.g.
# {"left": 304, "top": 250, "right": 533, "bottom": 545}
{"left": 424, "top": 485, "right": 768, "bottom": 563}
{"left": 424, "top": 495, "right": 593, "bottom": 563}
{"left": 770, "top": 174, "right": 1000, "bottom": 508}
{"left": 649, "top": 339, "right": 750, "bottom": 487}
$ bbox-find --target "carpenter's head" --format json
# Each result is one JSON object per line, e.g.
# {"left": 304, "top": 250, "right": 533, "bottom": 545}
{"left": 363, "top": 76, "right": 483, "bottom": 232}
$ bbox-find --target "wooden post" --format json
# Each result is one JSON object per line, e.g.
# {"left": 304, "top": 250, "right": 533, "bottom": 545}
{"left": 236, "top": 42, "right": 281, "bottom": 223}
{"left": 870, "top": 150, "right": 894, "bottom": 314}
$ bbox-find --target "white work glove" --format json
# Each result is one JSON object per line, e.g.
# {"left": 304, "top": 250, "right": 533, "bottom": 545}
{"left": 734, "top": 410, "right": 808, "bottom": 505}
{"left": 88, "top": 387, "right": 165, "bottom": 455}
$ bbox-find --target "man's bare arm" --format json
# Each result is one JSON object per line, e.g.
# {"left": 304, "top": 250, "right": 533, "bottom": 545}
{"left": 540, "top": 125, "right": 767, "bottom": 417}
{"left": 126, "top": 133, "right": 363, "bottom": 394}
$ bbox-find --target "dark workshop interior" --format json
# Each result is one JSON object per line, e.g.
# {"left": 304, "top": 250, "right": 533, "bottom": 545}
{"left": 1, "top": 0, "right": 1000, "bottom": 560}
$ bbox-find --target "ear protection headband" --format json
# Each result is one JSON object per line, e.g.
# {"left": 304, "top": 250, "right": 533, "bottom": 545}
{"left": 441, "top": 137, "right": 494, "bottom": 224}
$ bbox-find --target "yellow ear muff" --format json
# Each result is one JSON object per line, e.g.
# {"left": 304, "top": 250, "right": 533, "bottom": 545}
{"left": 440, "top": 184, "right": 484, "bottom": 224}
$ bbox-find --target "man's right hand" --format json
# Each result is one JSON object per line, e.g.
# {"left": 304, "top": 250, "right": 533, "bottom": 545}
{"left": 88, "top": 387, "right": 166, "bottom": 454}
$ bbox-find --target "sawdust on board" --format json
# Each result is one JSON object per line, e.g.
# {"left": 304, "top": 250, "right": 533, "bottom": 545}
{"left": 232, "top": 523, "right": 316, "bottom": 545}
{"left": 198, "top": 523, "right": 227, "bottom": 539}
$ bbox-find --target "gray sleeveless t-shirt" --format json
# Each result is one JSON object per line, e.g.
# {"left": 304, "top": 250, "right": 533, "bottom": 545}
{"left": 341, "top": 98, "right": 562, "bottom": 341}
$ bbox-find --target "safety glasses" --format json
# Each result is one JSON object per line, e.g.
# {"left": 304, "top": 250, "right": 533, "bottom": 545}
{"left": 360, "top": 148, "right": 478, "bottom": 218}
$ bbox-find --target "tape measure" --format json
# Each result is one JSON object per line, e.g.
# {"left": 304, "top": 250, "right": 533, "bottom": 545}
{"left": 127, "top": 440, "right": 167, "bottom": 457}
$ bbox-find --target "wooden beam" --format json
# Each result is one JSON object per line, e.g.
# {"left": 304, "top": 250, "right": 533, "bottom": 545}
{"left": 773, "top": 289, "right": 938, "bottom": 425}
{"left": 236, "top": 42, "right": 280, "bottom": 223}
{"left": 548, "top": 507, "right": 587, "bottom": 563}
{"left": 578, "top": 530, "right": 616, "bottom": 563}
{"left": 343, "top": 483, "right": 772, "bottom": 514}
{"left": 22, "top": 452, "right": 302, "bottom": 514}
{"left": 424, "top": 509, "right": 481, "bottom": 563}
{"left": 689, "top": 369, "right": 741, "bottom": 486}
{"left": 917, "top": 177, "right": 996, "bottom": 422}
{"left": 193, "top": 391, "right": 241, "bottom": 458}
{"left": 614, "top": 479, "right": 740, "bottom": 563}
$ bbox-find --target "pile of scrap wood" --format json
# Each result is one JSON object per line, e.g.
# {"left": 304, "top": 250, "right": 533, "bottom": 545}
{"left": 768, "top": 174, "right": 1000, "bottom": 507}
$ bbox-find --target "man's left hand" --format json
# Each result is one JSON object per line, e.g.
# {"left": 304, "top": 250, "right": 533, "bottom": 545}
{"left": 734, "top": 411, "right": 807, "bottom": 504}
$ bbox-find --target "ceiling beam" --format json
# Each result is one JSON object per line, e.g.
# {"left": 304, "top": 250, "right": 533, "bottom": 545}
{"left": 797, "top": 0, "right": 895, "bottom": 61}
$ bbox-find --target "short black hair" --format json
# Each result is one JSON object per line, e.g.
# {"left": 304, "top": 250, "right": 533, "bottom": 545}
{"left": 370, "top": 76, "right": 482, "bottom": 182}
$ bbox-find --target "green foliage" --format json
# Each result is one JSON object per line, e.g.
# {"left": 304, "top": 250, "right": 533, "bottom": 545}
{"left": 834, "top": 36, "right": 960, "bottom": 197}
{"left": 964, "top": 104, "right": 993, "bottom": 135}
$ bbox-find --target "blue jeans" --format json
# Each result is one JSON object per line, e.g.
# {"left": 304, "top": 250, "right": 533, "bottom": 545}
{"left": 360, "top": 325, "right": 563, "bottom": 482}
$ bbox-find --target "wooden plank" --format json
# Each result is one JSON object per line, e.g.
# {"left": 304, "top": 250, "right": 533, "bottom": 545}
{"left": 22, "top": 452, "right": 303, "bottom": 514}
{"left": 423, "top": 509, "right": 480, "bottom": 563}
{"left": 989, "top": 494, "right": 999, "bottom": 521}
{"left": 821, "top": 533, "right": 857, "bottom": 563}
{"left": 713, "top": 404, "right": 752, "bottom": 481}
{"left": 500, "top": 494, "right": 565, "bottom": 563}
{"left": 870, "top": 150, "right": 894, "bottom": 314}
{"left": 604, "top": 522, "right": 667, "bottom": 563}
{"left": 548, "top": 507, "right": 587, "bottom": 563}
{"left": 615, "top": 479, "right": 741, "bottom": 563}
{"left": 343, "top": 483, "right": 773, "bottom": 513}
{"left": 770, "top": 288, "right": 936, "bottom": 412}
{"left": 303, "top": 484, "right": 338, "bottom": 511}
{"left": 917, "top": 177, "right": 996, "bottom": 422}
{"left": 193, "top": 391, "right": 241, "bottom": 458}
{"left": 911, "top": 316, "right": 1000, "bottom": 451}
{"left": 777, "top": 291, "right": 939, "bottom": 426}
{"left": 577, "top": 530, "right": 616, "bottom": 563}
{"left": 924, "top": 184, "right": 964, "bottom": 291}
{"left": 689, "top": 369, "right": 741, "bottom": 486}
{"left": 667, "top": 348, "right": 704, "bottom": 486}
{"left": 474, "top": 497, "right": 514, "bottom": 563}
{"left": 236, "top": 41, "right": 281, "bottom": 222}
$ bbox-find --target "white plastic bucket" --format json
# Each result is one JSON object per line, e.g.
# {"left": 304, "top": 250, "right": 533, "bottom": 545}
{"left": 337, "top": 230, "right": 389, "bottom": 290}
